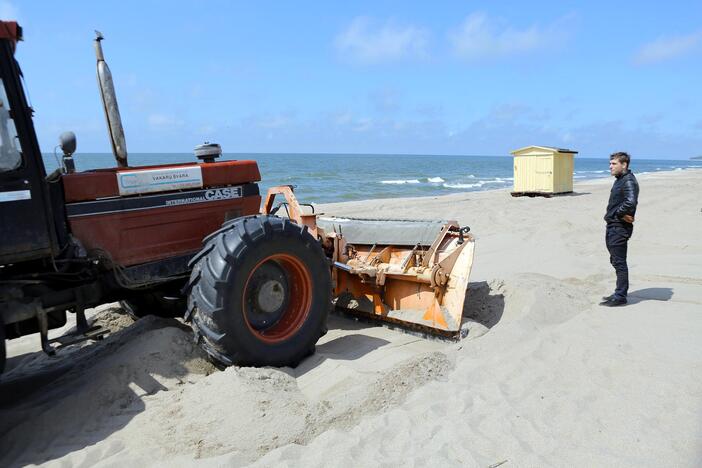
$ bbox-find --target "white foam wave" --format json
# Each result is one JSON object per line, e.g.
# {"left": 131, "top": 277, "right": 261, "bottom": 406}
{"left": 443, "top": 177, "right": 513, "bottom": 189}
{"left": 477, "top": 178, "right": 510, "bottom": 185}
{"left": 381, "top": 179, "right": 421, "bottom": 185}
{"left": 427, "top": 177, "right": 445, "bottom": 183}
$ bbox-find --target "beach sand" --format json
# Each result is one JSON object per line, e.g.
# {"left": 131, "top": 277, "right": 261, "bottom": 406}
{"left": 1, "top": 169, "right": 701, "bottom": 467}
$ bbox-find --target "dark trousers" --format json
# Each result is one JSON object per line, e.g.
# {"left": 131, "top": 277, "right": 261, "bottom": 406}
{"left": 606, "top": 223, "right": 633, "bottom": 298}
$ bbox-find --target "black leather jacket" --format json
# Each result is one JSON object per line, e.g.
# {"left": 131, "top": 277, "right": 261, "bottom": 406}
{"left": 604, "top": 170, "right": 639, "bottom": 224}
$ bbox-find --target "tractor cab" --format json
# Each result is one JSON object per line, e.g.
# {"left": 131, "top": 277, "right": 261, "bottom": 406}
{"left": 0, "top": 22, "right": 60, "bottom": 266}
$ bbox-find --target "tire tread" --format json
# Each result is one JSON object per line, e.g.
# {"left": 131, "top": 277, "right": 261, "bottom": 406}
{"left": 187, "top": 215, "right": 330, "bottom": 367}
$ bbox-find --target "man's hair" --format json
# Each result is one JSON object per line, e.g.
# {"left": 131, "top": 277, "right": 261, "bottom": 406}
{"left": 610, "top": 151, "right": 630, "bottom": 166}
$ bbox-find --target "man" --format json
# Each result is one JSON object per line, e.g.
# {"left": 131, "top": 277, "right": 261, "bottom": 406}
{"left": 601, "top": 152, "right": 639, "bottom": 306}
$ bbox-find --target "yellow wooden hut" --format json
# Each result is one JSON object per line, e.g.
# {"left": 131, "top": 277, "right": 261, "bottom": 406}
{"left": 510, "top": 145, "right": 577, "bottom": 197}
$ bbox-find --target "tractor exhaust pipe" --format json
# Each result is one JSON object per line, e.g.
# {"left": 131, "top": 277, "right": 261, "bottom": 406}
{"left": 94, "top": 31, "right": 128, "bottom": 168}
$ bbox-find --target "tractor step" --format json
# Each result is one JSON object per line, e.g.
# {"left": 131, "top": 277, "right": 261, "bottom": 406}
{"left": 38, "top": 308, "right": 109, "bottom": 356}
{"left": 47, "top": 325, "right": 109, "bottom": 350}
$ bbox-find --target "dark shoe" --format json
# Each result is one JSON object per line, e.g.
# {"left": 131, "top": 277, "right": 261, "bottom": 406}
{"left": 602, "top": 294, "right": 615, "bottom": 301}
{"left": 599, "top": 297, "right": 627, "bottom": 307}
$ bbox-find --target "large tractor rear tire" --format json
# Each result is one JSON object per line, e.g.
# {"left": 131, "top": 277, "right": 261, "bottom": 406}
{"left": 185, "top": 215, "right": 331, "bottom": 367}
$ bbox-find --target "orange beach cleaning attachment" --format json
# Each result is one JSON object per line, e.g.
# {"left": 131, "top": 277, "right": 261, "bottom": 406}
{"left": 262, "top": 186, "right": 475, "bottom": 338}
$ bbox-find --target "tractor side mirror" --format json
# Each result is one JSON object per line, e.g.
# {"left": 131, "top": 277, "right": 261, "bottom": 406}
{"left": 59, "top": 131, "right": 76, "bottom": 157}
{"left": 59, "top": 131, "right": 77, "bottom": 173}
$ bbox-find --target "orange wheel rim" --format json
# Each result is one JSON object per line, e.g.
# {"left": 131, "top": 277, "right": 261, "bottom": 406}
{"left": 242, "top": 254, "right": 312, "bottom": 343}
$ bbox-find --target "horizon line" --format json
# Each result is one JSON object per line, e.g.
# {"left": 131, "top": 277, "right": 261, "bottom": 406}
{"left": 40, "top": 151, "right": 696, "bottom": 161}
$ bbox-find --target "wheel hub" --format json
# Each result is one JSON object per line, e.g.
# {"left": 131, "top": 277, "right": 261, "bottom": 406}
{"left": 245, "top": 260, "right": 290, "bottom": 331}
{"left": 257, "top": 279, "right": 285, "bottom": 313}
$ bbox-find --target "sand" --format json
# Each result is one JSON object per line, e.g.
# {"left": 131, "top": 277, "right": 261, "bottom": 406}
{"left": 1, "top": 168, "right": 701, "bottom": 467}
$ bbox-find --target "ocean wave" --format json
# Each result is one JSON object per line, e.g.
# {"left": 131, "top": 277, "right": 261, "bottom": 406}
{"left": 427, "top": 177, "right": 445, "bottom": 183}
{"left": 443, "top": 178, "right": 512, "bottom": 189}
{"left": 380, "top": 179, "right": 421, "bottom": 184}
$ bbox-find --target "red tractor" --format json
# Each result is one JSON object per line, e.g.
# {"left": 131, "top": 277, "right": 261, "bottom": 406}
{"left": 0, "top": 24, "right": 331, "bottom": 372}
{"left": 0, "top": 23, "right": 475, "bottom": 374}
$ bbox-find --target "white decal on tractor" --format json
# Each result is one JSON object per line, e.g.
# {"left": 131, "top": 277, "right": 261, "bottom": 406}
{"left": 0, "top": 190, "right": 31, "bottom": 202}
{"left": 117, "top": 166, "right": 203, "bottom": 196}
{"left": 204, "top": 187, "right": 240, "bottom": 201}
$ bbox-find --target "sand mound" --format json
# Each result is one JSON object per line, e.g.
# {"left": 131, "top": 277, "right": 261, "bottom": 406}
{"left": 460, "top": 274, "right": 590, "bottom": 342}
{"left": 490, "top": 274, "right": 592, "bottom": 327}
{"left": 90, "top": 303, "right": 137, "bottom": 333}
{"left": 460, "top": 280, "right": 507, "bottom": 339}
{"left": 96, "top": 350, "right": 452, "bottom": 465}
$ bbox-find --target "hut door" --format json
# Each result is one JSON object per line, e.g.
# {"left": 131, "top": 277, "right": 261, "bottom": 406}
{"left": 536, "top": 156, "right": 553, "bottom": 192}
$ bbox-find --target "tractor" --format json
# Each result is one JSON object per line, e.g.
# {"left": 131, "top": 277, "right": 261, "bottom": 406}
{"left": 0, "top": 22, "right": 475, "bottom": 374}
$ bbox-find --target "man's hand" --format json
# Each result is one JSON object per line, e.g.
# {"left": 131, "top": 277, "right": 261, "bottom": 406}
{"left": 621, "top": 214, "right": 635, "bottom": 224}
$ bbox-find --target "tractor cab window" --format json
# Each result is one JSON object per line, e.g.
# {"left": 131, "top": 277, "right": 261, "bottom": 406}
{"left": 0, "top": 77, "right": 22, "bottom": 172}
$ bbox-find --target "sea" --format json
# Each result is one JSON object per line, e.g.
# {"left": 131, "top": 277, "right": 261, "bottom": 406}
{"left": 42, "top": 153, "right": 702, "bottom": 204}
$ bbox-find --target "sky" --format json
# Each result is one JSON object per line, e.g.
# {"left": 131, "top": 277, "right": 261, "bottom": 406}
{"left": 3, "top": 1, "right": 701, "bottom": 158}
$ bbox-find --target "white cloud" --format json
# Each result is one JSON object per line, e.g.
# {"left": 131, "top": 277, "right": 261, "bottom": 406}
{"left": 335, "top": 17, "right": 429, "bottom": 63}
{"left": 449, "top": 12, "right": 571, "bottom": 61}
{"left": 633, "top": 30, "right": 702, "bottom": 65}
